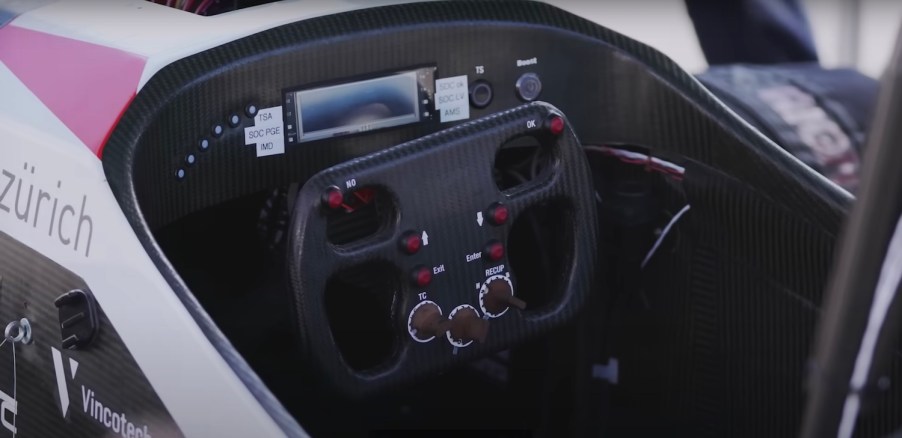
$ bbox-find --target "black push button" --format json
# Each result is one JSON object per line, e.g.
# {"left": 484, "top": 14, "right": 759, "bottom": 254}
{"left": 211, "top": 124, "right": 224, "bottom": 137}
{"left": 54, "top": 289, "right": 100, "bottom": 350}
{"left": 515, "top": 73, "right": 542, "bottom": 101}
{"left": 245, "top": 104, "right": 258, "bottom": 118}
{"left": 228, "top": 114, "right": 241, "bottom": 127}
{"left": 469, "top": 80, "right": 493, "bottom": 108}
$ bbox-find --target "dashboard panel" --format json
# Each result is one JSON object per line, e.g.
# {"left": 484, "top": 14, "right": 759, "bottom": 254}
{"left": 97, "top": 1, "right": 884, "bottom": 436}
{"left": 106, "top": 1, "right": 846, "bottom": 231}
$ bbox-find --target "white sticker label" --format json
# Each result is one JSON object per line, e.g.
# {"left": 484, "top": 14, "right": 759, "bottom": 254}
{"left": 434, "top": 75, "right": 470, "bottom": 123}
{"left": 243, "top": 106, "right": 285, "bottom": 157}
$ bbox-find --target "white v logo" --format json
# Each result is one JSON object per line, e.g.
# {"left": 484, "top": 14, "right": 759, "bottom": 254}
{"left": 50, "top": 347, "right": 78, "bottom": 419}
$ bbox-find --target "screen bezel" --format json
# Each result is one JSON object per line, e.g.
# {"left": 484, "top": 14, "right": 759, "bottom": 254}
{"left": 283, "top": 66, "right": 437, "bottom": 145}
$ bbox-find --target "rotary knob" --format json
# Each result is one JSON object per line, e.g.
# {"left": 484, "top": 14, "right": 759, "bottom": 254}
{"left": 446, "top": 305, "right": 489, "bottom": 347}
{"left": 407, "top": 301, "right": 451, "bottom": 343}
{"left": 479, "top": 275, "right": 525, "bottom": 318}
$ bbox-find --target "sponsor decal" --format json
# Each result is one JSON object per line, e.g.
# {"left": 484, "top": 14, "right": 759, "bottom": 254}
{"left": 52, "top": 347, "right": 153, "bottom": 438}
{"left": 0, "top": 388, "right": 15, "bottom": 435}
{"left": 0, "top": 163, "right": 94, "bottom": 258}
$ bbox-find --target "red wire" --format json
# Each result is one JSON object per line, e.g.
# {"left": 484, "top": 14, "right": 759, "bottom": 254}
{"left": 610, "top": 154, "right": 684, "bottom": 180}
{"left": 588, "top": 146, "right": 685, "bottom": 180}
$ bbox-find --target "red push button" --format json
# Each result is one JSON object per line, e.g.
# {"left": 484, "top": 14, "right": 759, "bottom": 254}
{"left": 547, "top": 114, "right": 565, "bottom": 136}
{"left": 411, "top": 265, "right": 433, "bottom": 288}
{"left": 484, "top": 240, "right": 505, "bottom": 262}
{"left": 321, "top": 186, "right": 344, "bottom": 210}
{"left": 400, "top": 231, "right": 423, "bottom": 255}
{"left": 488, "top": 203, "right": 509, "bottom": 226}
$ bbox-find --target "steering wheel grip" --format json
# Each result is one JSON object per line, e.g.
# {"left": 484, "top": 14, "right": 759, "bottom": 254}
{"left": 287, "top": 102, "right": 598, "bottom": 397}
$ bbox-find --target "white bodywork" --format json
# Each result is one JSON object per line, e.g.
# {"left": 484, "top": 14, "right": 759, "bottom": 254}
{"left": 0, "top": 1, "right": 430, "bottom": 436}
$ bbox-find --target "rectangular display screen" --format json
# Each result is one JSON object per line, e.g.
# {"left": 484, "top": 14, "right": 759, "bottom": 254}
{"left": 287, "top": 67, "right": 435, "bottom": 143}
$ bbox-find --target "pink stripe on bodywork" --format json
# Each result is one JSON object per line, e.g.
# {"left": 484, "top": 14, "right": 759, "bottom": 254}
{"left": 0, "top": 25, "right": 146, "bottom": 157}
